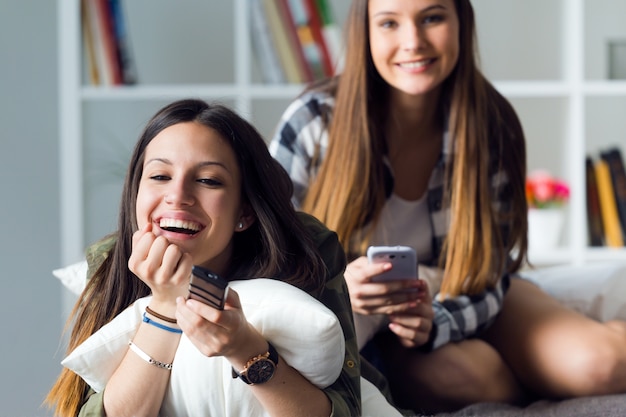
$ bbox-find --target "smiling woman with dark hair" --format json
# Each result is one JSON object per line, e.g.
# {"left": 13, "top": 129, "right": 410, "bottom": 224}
{"left": 45, "top": 99, "right": 362, "bottom": 417}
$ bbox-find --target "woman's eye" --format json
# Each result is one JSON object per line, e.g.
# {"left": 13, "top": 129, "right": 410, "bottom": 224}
{"left": 380, "top": 19, "right": 397, "bottom": 29}
{"left": 422, "top": 14, "right": 444, "bottom": 25}
{"left": 150, "top": 175, "right": 170, "bottom": 181}
{"left": 198, "top": 178, "right": 222, "bottom": 187}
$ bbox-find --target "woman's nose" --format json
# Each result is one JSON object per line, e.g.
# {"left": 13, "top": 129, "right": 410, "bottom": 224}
{"left": 402, "top": 24, "right": 425, "bottom": 51}
{"left": 163, "top": 181, "right": 194, "bottom": 206}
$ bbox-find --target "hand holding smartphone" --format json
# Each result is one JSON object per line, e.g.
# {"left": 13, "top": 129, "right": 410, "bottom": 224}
{"left": 367, "top": 245, "right": 418, "bottom": 282}
{"left": 188, "top": 265, "right": 229, "bottom": 310}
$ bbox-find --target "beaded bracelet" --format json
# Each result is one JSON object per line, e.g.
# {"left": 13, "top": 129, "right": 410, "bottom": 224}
{"left": 128, "top": 341, "right": 173, "bottom": 370}
{"left": 142, "top": 312, "right": 183, "bottom": 334}
{"left": 145, "top": 306, "right": 177, "bottom": 323}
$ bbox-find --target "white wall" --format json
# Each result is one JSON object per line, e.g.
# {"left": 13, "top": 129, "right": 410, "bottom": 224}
{"left": 0, "top": 1, "right": 62, "bottom": 416}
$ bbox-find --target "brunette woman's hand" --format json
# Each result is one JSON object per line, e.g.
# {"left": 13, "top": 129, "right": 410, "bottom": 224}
{"left": 176, "top": 289, "right": 269, "bottom": 370}
{"left": 128, "top": 223, "right": 192, "bottom": 306}
{"left": 344, "top": 256, "right": 426, "bottom": 315}
{"left": 388, "top": 286, "right": 434, "bottom": 348}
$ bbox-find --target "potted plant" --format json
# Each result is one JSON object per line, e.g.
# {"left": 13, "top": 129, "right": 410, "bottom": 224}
{"left": 526, "top": 170, "right": 570, "bottom": 250}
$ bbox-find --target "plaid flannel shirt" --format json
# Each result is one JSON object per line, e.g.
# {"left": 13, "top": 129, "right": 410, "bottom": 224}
{"left": 269, "top": 90, "right": 512, "bottom": 351}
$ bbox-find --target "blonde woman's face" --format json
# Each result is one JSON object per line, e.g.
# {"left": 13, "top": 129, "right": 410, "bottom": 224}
{"left": 135, "top": 122, "right": 245, "bottom": 274}
{"left": 368, "top": 0, "right": 459, "bottom": 98}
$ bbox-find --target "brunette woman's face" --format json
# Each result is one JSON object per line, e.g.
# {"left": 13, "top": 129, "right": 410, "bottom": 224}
{"left": 368, "top": 0, "right": 459, "bottom": 99}
{"left": 135, "top": 122, "right": 248, "bottom": 273}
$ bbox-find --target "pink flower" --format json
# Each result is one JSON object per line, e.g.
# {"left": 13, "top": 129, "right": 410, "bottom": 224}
{"left": 526, "top": 170, "right": 570, "bottom": 209}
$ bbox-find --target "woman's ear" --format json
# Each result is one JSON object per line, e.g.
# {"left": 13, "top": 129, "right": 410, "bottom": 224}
{"left": 235, "top": 205, "right": 256, "bottom": 232}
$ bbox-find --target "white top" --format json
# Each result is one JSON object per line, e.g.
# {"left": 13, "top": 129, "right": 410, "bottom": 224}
{"left": 371, "top": 193, "right": 433, "bottom": 262}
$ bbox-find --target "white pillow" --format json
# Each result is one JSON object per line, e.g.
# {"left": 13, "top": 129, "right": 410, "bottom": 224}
{"left": 53, "top": 263, "right": 408, "bottom": 416}
{"left": 62, "top": 278, "right": 345, "bottom": 417}
{"left": 520, "top": 261, "right": 626, "bottom": 321}
{"left": 52, "top": 260, "right": 88, "bottom": 295}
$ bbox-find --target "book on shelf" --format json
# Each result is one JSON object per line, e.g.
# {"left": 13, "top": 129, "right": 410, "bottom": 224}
{"left": 248, "top": 0, "right": 286, "bottom": 84}
{"left": 82, "top": 0, "right": 136, "bottom": 86}
{"left": 594, "top": 157, "right": 624, "bottom": 247}
{"left": 83, "top": 0, "right": 112, "bottom": 85}
{"left": 585, "top": 157, "right": 605, "bottom": 246}
{"left": 95, "top": 0, "right": 123, "bottom": 85}
{"left": 277, "top": 0, "right": 314, "bottom": 82}
{"left": 316, "top": 0, "right": 344, "bottom": 74}
{"left": 248, "top": 0, "right": 342, "bottom": 84}
{"left": 286, "top": 0, "right": 326, "bottom": 81}
{"left": 108, "top": 0, "right": 137, "bottom": 85}
{"left": 303, "top": 0, "right": 334, "bottom": 77}
{"left": 81, "top": 0, "right": 100, "bottom": 85}
{"left": 600, "top": 147, "right": 626, "bottom": 238}
{"left": 261, "top": 0, "right": 306, "bottom": 84}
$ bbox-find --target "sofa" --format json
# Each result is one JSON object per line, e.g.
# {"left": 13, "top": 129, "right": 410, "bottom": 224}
{"left": 53, "top": 260, "right": 626, "bottom": 416}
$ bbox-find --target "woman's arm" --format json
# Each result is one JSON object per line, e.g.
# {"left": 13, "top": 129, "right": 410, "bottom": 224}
{"left": 102, "top": 316, "right": 182, "bottom": 416}
{"left": 427, "top": 273, "right": 511, "bottom": 351}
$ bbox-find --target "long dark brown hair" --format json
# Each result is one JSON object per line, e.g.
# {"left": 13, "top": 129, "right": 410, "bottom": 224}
{"left": 301, "top": 0, "right": 528, "bottom": 297}
{"left": 46, "top": 99, "right": 328, "bottom": 416}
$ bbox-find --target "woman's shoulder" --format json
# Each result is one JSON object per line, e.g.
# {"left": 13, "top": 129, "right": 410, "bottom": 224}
{"left": 282, "top": 88, "right": 336, "bottom": 123}
{"left": 296, "top": 212, "right": 345, "bottom": 270}
{"left": 296, "top": 211, "right": 335, "bottom": 242}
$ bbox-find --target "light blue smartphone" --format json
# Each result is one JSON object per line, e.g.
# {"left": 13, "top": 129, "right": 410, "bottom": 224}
{"left": 367, "top": 245, "right": 418, "bottom": 282}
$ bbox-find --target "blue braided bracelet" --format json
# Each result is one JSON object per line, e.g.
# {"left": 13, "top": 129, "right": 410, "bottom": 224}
{"left": 142, "top": 312, "right": 183, "bottom": 334}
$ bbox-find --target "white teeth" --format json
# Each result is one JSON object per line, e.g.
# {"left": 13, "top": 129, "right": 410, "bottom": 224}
{"left": 399, "top": 59, "right": 431, "bottom": 69}
{"left": 159, "top": 218, "right": 201, "bottom": 232}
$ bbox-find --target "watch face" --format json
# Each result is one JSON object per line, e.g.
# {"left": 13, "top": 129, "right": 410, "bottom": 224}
{"left": 246, "top": 359, "right": 276, "bottom": 384}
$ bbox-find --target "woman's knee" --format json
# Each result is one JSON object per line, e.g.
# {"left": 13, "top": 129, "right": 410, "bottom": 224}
{"left": 529, "top": 320, "right": 626, "bottom": 396}
{"left": 403, "top": 340, "right": 523, "bottom": 403}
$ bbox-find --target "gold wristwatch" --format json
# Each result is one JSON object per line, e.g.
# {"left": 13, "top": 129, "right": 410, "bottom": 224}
{"left": 232, "top": 342, "right": 279, "bottom": 385}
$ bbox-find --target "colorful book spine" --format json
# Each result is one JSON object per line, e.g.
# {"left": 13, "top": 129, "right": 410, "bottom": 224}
{"left": 277, "top": 0, "right": 314, "bottom": 83}
{"left": 84, "top": 0, "right": 111, "bottom": 85}
{"left": 262, "top": 0, "right": 305, "bottom": 84}
{"left": 594, "top": 158, "right": 625, "bottom": 247}
{"left": 95, "top": 0, "right": 123, "bottom": 85}
{"left": 108, "top": 0, "right": 137, "bottom": 85}
{"left": 81, "top": 0, "right": 100, "bottom": 85}
{"left": 600, "top": 147, "right": 626, "bottom": 238}
{"left": 303, "top": 0, "right": 333, "bottom": 77}
{"left": 316, "top": 0, "right": 343, "bottom": 74}
{"left": 287, "top": 0, "right": 325, "bottom": 81}
{"left": 248, "top": 0, "right": 286, "bottom": 84}
{"left": 585, "top": 156, "right": 605, "bottom": 246}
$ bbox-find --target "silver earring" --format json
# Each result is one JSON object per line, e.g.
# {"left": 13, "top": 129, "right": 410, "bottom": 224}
{"left": 238, "top": 222, "right": 244, "bottom": 229}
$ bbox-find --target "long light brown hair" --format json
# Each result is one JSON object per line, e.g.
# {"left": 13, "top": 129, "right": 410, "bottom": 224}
{"left": 302, "top": 0, "right": 527, "bottom": 297}
{"left": 46, "top": 100, "right": 328, "bottom": 416}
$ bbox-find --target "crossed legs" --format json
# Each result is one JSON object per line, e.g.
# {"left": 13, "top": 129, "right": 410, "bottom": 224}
{"left": 377, "top": 277, "right": 626, "bottom": 414}
{"left": 377, "top": 332, "right": 527, "bottom": 413}
{"left": 482, "top": 278, "right": 626, "bottom": 398}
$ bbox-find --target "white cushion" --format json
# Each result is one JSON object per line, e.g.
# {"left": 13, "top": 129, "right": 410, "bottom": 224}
{"left": 62, "top": 279, "right": 345, "bottom": 417}
{"left": 52, "top": 261, "right": 88, "bottom": 295}
{"left": 520, "top": 261, "right": 626, "bottom": 321}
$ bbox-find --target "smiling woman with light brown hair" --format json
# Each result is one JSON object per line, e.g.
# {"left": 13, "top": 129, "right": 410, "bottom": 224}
{"left": 270, "top": 0, "right": 626, "bottom": 413}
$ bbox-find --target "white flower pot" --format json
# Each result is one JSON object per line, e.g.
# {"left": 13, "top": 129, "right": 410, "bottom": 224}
{"left": 528, "top": 208, "right": 565, "bottom": 250}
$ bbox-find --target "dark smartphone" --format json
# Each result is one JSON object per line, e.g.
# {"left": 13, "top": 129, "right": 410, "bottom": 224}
{"left": 188, "top": 265, "right": 229, "bottom": 310}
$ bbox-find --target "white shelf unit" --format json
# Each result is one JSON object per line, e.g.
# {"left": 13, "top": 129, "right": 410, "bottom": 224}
{"left": 58, "top": 0, "right": 626, "bottom": 270}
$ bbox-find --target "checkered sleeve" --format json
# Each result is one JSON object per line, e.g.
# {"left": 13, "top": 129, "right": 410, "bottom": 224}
{"left": 427, "top": 273, "right": 511, "bottom": 350}
{"left": 269, "top": 91, "right": 333, "bottom": 208}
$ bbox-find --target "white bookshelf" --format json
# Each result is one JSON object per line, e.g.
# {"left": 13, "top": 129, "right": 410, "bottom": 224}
{"left": 59, "top": 0, "right": 626, "bottom": 271}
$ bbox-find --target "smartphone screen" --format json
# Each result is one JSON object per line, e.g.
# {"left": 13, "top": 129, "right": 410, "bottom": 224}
{"left": 367, "top": 245, "right": 418, "bottom": 281}
{"left": 188, "top": 265, "right": 229, "bottom": 309}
